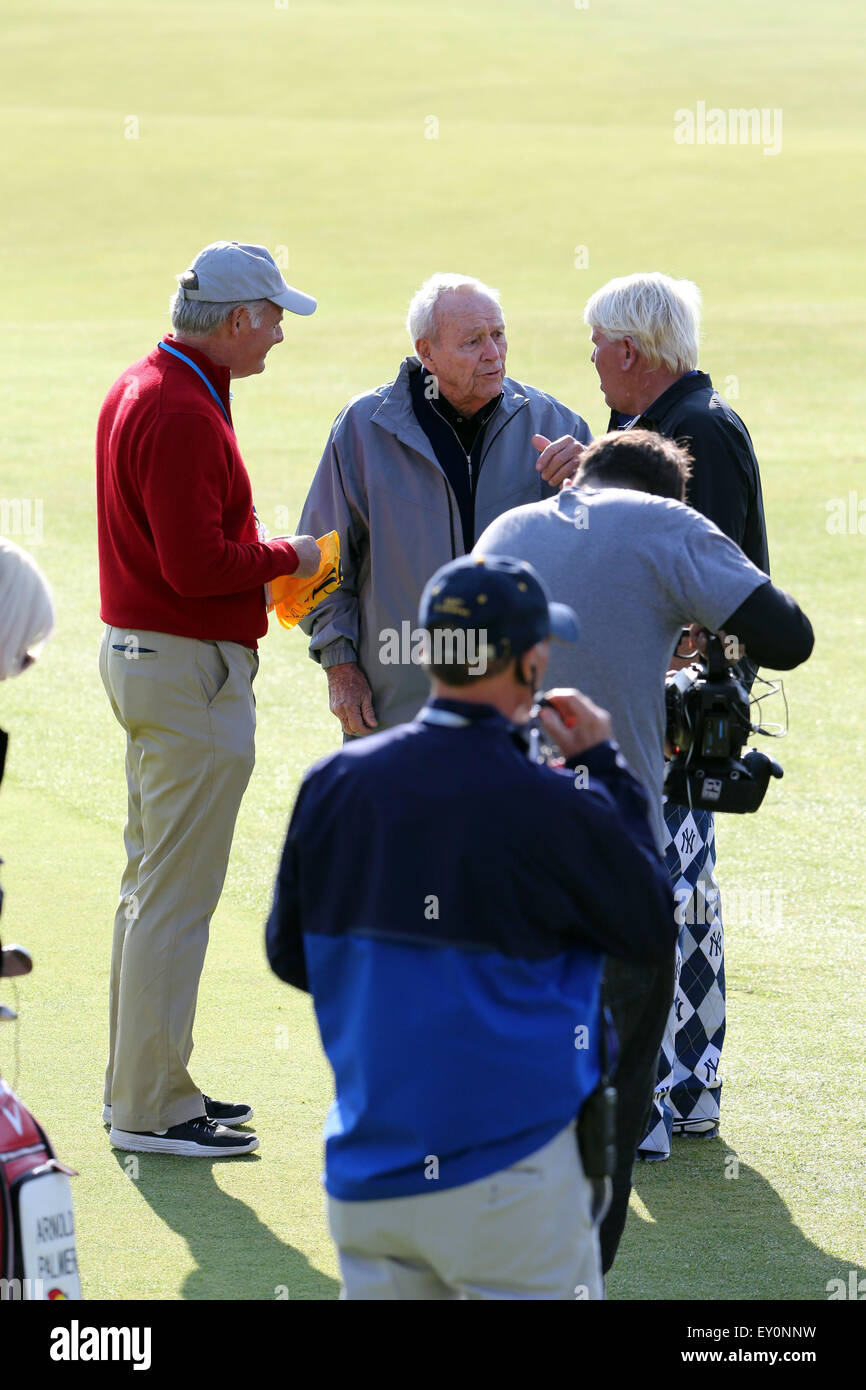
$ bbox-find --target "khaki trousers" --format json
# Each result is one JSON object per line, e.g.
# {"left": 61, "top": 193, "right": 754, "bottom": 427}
{"left": 99, "top": 627, "right": 258, "bottom": 1132}
{"left": 327, "top": 1123, "right": 605, "bottom": 1300}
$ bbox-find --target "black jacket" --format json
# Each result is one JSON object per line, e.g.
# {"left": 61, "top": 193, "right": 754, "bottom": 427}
{"left": 612, "top": 371, "right": 770, "bottom": 575}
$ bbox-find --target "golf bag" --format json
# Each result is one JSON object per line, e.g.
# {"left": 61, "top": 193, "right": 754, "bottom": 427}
{"left": 0, "top": 733, "right": 81, "bottom": 1299}
{"left": 0, "top": 1076, "right": 81, "bottom": 1300}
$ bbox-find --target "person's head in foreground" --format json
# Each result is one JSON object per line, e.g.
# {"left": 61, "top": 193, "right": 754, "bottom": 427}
{"left": 168, "top": 239, "right": 317, "bottom": 377}
{"left": 418, "top": 553, "right": 579, "bottom": 723}
{"left": 407, "top": 272, "right": 507, "bottom": 416}
{"left": 573, "top": 429, "right": 693, "bottom": 502}
{"left": 0, "top": 537, "right": 55, "bottom": 681}
{"left": 584, "top": 271, "right": 701, "bottom": 417}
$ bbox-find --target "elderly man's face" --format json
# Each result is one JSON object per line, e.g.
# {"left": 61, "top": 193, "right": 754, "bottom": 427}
{"left": 229, "top": 301, "right": 285, "bottom": 378}
{"left": 417, "top": 290, "right": 507, "bottom": 416}
{"left": 590, "top": 327, "right": 635, "bottom": 413}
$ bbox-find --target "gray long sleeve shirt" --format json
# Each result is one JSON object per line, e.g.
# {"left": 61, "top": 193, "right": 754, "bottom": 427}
{"left": 475, "top": 486, "right": 771, "bottom": 849}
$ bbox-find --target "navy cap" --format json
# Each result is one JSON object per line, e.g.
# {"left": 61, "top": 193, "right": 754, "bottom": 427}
{"left": 419, "top": 554, "right": 579, "bottom": 661}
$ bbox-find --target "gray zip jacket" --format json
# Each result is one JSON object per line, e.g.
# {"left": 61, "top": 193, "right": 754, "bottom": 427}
{"left": 298, "top": 355, "right": 592, "bottom": 730}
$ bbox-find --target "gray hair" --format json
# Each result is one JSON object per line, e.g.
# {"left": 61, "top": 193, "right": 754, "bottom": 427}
{"left": 406, "top": 272, "right": 502, "bottom": 347}
{"left": 169, "top": 293, "right": 271, "bottom": 338}
{"left": 583, "top": 272, "right": 701, "bottom": 374}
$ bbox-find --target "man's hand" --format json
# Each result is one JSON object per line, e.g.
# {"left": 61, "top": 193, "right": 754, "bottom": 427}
{"left": 532, "top": 434, "right": 587, "bottom": 487}
{"left": 688, "top": 624, "right": 747, "bottom": 663}
{"left": 537, "top": 687, "right": 612, "bottom": 760}
{"left": 326, "top": 662, "right": 378, "bottom": 737}
{"left": 285, "top": 535, "right": 321, "bottom": 578}
{"left": 668, "top": 626, "right": 700, "bottom": 673}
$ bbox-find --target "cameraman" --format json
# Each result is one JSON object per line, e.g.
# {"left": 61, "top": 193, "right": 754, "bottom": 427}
{"left": 474, "top": 431, "right": 813, "bottom": 1273}
{"left": 266, "top": 555, "right": 675, "bottom": 1300}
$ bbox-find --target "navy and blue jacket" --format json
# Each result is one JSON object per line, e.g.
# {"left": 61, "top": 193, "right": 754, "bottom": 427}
{"left": 266, "top": 699, "right": 676, "bottom": 1201}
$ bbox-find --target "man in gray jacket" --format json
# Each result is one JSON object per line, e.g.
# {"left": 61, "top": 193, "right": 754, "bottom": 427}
{"left": 297, "top": 273, "right": 592, "bottom": 734}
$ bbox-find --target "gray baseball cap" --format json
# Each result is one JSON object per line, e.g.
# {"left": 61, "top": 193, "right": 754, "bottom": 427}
{"left": 176, "top": 241, "right": 317, "bottom": 315}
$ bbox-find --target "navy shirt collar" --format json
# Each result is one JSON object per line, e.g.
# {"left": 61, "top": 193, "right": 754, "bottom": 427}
{"left": 421, "top": 696, "right": 512, "bottom": 728}
{"left": 636, "top": 369, "right": 710, "bottom": 425}
{"left": 435, "top": 384, "right": 501, "bottom": 435}
{"left": 410, "top": 360, "right": 501, "bottom": 446}
{"left": 610, "top": 370, "right": 710, "bottom": 432}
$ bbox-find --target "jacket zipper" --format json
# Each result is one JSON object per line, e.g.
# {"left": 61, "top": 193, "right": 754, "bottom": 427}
{"left": 427, "top": 395, "right": 529, "bottom": 557}
{"left": 428, "top": 401, "right": 474, "bottom": 484}
{"left": 426, "top": 404, "right": 474, "bottom": 558}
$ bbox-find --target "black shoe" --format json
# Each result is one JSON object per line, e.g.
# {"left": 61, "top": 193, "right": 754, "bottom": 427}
{"left": 109, "top": 1116, "right": 259, "bottom": 1157}
{"left": 673, "top": 1122, "right": 720, "bottom": 1140}
{"left": 103, "top": 1095, "right": 253, "bottom": 1127}
{"left": 202, "top": 1095, "right": 253, "bottom": 1126}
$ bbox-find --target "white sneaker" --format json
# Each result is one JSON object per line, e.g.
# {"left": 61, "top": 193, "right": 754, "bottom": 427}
{"left": 109, "top": 1116, "right": 259, "bottom": 1157}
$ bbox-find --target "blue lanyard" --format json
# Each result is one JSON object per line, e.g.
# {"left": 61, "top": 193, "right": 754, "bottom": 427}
{"left": 157, "top": 340, "right": 232, "bottom": 429}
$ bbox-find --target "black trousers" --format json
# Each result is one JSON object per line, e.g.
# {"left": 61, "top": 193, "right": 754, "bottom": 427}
{"left": 599, "top": 950, "right": 677, "bottom": 1275}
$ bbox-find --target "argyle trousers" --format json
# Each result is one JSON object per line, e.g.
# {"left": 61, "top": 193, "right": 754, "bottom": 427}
{"left": 638, "top": 806, "right": 725, "bottom": 1158}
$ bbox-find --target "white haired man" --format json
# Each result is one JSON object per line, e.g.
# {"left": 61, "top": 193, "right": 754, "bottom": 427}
{"left": 584, "top": 271, "right": 771, "bottom": 1158}
{"left": 97, "top": 241, "right": 321, "bottom": 1157}
{"left": 297, "top": 272, "right": 592, "bottom": 734}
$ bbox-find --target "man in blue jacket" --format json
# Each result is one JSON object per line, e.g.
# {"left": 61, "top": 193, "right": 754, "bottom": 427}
{"left": 266, "top": 554, "right": 675, "bottom": 1300}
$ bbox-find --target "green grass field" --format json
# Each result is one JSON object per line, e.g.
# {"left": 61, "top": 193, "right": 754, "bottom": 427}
{"left": 1, "top": 0, "right": 864, "bottom": 1301}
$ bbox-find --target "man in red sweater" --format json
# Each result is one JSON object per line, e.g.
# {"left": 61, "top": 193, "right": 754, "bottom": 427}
{"left": 97, "top": 241, "right": 319, "bottom": 1157}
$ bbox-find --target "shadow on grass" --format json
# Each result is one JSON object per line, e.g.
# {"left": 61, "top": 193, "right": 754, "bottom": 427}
{"left": 112, "top": 1151, "right": 340, "bottom": 1301}
{"left": 608, "top": 1136, "right": 865, "bottom": 1301}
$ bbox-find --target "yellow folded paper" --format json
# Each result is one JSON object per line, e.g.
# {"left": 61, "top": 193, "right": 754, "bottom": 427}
{"left": 268, "top": 531, "right": 342, "bottom": 630}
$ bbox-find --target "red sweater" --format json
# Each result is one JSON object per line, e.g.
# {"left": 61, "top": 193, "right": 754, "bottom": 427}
{"left": 96, "top": 336, "right": 300, "bottom": 647}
